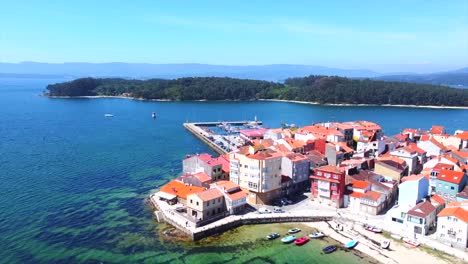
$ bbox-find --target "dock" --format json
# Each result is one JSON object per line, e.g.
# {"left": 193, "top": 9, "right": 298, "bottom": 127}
{"left": 183, "top": 120, "right": 262, "bottom": 154}
{"left": 150, "top": 193, "right": 333, "bottom": 241}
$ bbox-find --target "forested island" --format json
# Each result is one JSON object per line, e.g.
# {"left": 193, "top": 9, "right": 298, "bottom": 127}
{"left": 45, "top": 76, "right": 468, "bottom": 107}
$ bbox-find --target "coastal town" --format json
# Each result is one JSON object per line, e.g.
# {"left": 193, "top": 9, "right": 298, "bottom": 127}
{"left": 150, "top": 119, "right": 468, "bottom": 262}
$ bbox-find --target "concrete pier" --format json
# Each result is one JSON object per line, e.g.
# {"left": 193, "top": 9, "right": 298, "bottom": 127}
{"left": 183, "top": 120, "right": 262, "bottom": 155}
{"left": 150, "top": 194, "right": 333, "bottom": 241}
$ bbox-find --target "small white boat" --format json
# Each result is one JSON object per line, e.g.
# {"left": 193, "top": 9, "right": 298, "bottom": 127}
{"left": 104, "top": 114, "right": 114, "bottom": 117}
{"left": 309, "top": 231, "right": 326, "bottom": 238}
{"left": 403, "top": 237, "right": 420, "bottom": 247}
{"left": 152, "top": 112, "right": 156, "bottom": 118}
{"left": 364, "top": 225, "right": 383, "bottom": 233}
{"left": 381, "top": 239, "right": 391, "bottom": 249}
{"left": 288, "top": 228, "right": 301, "bottom": 234}
{"left": 345, "top": 239, "right": 359, "bottom": 249}
{"left": 390, "top": 234, "right": 402, "bottom": 240}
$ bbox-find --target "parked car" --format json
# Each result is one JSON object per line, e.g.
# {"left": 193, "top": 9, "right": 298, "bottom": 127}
{"left": 282, "top": 198, "right": 293, "bottom": 205}
{"left": 273, "top": 207, "right": 285, "bottom": 213}
{"left": 258, "top": 208, "right": 272, "bottom": 214}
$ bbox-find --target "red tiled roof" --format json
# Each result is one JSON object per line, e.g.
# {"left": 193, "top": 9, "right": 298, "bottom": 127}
{"left": 437, "top": 170, "right": 465, "bottom": 185}
{"left": 407, "top": 143, "right": 426, "bottom": 155}
{"left": 226, "top": 189, "right": 248, "bottom": 201}
{"left": 239, "top": 128, "right": 268, "bottom": 138}
{"left": 438, "top": 206, "right": 468, "bottom": 223}
{"left": 247, "top": 149, "right": 283, "bottom": 160}
{"left": 193, "top": 172, "right": 212, "bottom": 183}
{"left": 407, "top": 201, "right": 436, "bottom": 218}
{"left": 431, "top": 194, "right": 446, "bottom": 205}
{"left": 215, "top": 155, "right": 230, "bottom": 172}
{"left": 349, "top": 191, "right": 364, "bottom": 198}
{"left": 352, "top": 180, "right": 371, "bottom": 190}
{"left": 160, "top": 180, "right": 205, "bottom": 199}
{"left": 361, "top": 191, "right": 383, "bottom": 201}
{"left": 316, "top": 165, "right": 343, "bottom": 174}
{"left": 433, "top": 163, "right": 454, "bottom": 171}
{"left": 430, "top": 125, "right": 445, "bottom": 135}
{"left": 453, "top": 150, "right": 468, "bottom": 159}
{"left": 455, "top": 131, "right": 468, "bottom": 140}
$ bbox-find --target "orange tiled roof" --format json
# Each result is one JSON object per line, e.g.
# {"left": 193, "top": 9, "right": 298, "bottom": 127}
{"left": 160, "top": 180, "right": 205, "bottom": 199}
{"left": 226, "top": 189, "right": 248, "bottom": 201}
{"left": 349, "top": 191, "right": 364, "bottom": 198}
{"left": 362, "top": 191, "right": 383, "bottom": 201}
{"left": 438, "top": 206, "right": 468, "bottom": 223}
{"left": 437, "top": 170, "right": 465, "bottom": 185}
{"left": 430, "top": 125, "right": 445, "bottom": 134}
{"left": 212, "top": 180, "right": 239, "bottom": 192}
{"left": 455, "top": 131, "right": 468, "bottom": 140}
{"left": 431, "top": 194, "right": 446, "bottom": 205}
{"left": 352, "top": 180, "right": 371, "bottom": 190}
{"left": 453, "top": 150, "right": 468, "bottom": 159}
{"left": 407, "top": 143, "right": 426, "bottom": 154}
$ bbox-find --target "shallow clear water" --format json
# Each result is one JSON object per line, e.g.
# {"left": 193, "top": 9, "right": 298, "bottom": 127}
{"left": 0, "top": 78, "right": 466, "bottom": 263}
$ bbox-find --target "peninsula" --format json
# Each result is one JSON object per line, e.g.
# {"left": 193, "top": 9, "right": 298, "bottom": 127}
{"left": 152, "top": 120, "right": 468, "bottom": 264}
{"left": 45, "top": 76, "right": 468, "bottom": 107}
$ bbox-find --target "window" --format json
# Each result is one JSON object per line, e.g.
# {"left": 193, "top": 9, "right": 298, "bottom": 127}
{"left": 317, "top": 171, "right": 322, "bottom": 176}
{"left": 207, "top": 201, "right": 210, "bottom": 206}
{"left": 196, "top": 201, "right": 199, "bottom": 206}
{"left": 332, "top": 191, "right": 337, "bottom": 195}
{"left": 333, "top": 174, "right": 339, "bottom": 179}
{"left": 190, "top": 199, "right": 193, "bottom": 204}
{"left": 454, "top": 218, "right": 458, "bottom": 222}
{"left": 212, "top": 209, "right": 215, "bottom": 215}
{"left": 218, "top": 198, "right": 221, "bottom": 203}
{"left": 447, "top": 217, "right": 451, "bottom": 221}
{"left": 332, "top": 183, "right": 337, "bottom": 187}
{"left": 324, "top": 173, "right": 331, "bottom": 178}
{"left": 451, "top": 186, "right": 455, "bottom": 190}
{"left": 457, "top": 238, "right": 462, "bottom": 242}
{"left": 244, "top": 165, "right": 248, "bottom": 168}
{"left": 218, "top": 208, "right": 221, "bottom": 213}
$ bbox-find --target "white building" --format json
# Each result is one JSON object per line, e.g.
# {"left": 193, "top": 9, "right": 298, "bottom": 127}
{"left": 404, "top": 201, "right": 437, "bottom": 236}
{"left": 436, "top": 201, "right": 468, "bottom": 248}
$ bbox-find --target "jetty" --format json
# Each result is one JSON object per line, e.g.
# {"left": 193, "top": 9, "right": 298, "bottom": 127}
{"left": 150, "top": 193, "right": 333, "bottom": 241}
{"left": 183, "top": 120, "right": 262, "bottom": 154}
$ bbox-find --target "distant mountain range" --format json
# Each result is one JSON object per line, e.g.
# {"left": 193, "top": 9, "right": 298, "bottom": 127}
{"left": 375, "top": 67, "right": 468, "bottom": 88}
{"left": 0, "top": 62, "right": 467, "bottom": 87}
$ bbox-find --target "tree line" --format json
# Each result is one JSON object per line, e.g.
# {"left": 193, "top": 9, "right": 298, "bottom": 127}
{"left": 46, "top": 76, "right": 468, "bottom": 106}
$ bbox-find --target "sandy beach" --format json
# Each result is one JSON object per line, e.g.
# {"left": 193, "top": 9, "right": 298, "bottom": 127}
{"left": 259, "top": 99, "right": 468, "bottom": 110}
{"left": 308, "top": 221, "right": 464, "bottom": 264}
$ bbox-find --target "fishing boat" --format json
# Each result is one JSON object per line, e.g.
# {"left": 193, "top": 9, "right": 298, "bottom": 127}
{"left": 104, "top": 114, "right": 114, "bottom": 117}
{"left": 345, "top": 239, "right": 359, "bottom": 249}
{"left": 152, "top": 112, "right": 156, "bottom": 119}
{"left": 322, "top": 245, "right": 337, "bottom": 254}
{"left": 294, "top": 237, "right": 309, "bottom": 246}
{"left": 364, "top": 225, "right": 383, "bottom": 233}
{"left": 288, "top": 228, "right": 301, "bottom": 234}
{"left": 403, "top": 238, "right": 420, "bottom": 247}
{"left": 266, "top": 233, "right": 280, "bottom": 240}
{"left": 281, "top": 235, "right": 296, "bottom": 243}
{"left": 381, "top": 239, "right": 391, "bottom": 249}
{"left": 309, "top": 231, "right": 326, "bottom": 238}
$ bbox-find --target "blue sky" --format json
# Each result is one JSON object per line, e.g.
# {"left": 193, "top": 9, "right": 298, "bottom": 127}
{"left": 0, "top": 0, "right": 467, "bottom": 73}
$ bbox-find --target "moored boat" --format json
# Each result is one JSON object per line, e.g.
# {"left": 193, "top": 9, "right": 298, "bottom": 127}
{"left": 322, "top": 245, "right": 337, "bottom": 254}
{"left": 266, "top": 233, "right": 280, "bottom": 240}
{"left": 345, "top": 239, "right": 359, "bottom": 249}
{"left": 104, "top": 114, "right": 114, "bottom": 117}
{"left": 403, "top": 237, "right": 420, "bottom": 247}
{"left": 309, "top": 231, "right": 326, "bottom": 238}
{"left": 281, "top": 235, "right": 296, "bottom": 243}
{"left": 288, "top": 228, "right": 301, "bottom": 234}
{"left": 381, "top": 239, "right": 391, "bottom": 249}
{"left": 152, "top": 112, "right": 156, "bottom": 118}
{"left": 294, "top": 237, "right": 309, "bottom": 245}
{"left": 364, "top": 225, "right": 383, "bottom": 233}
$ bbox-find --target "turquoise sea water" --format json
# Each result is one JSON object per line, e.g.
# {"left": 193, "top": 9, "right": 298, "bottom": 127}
{"left": 0, "top": 78, "right": 467, "bottom": 263}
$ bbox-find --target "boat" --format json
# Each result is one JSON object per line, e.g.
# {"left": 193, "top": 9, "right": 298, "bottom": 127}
{"left": 381, "top": 239, "right": 391, "bottom": 249}
{"left": 266, "top": 233, "right": 280, "bottom": 240}
{"left": 345, "top": 239, "right": 359, "bottom": 249}
{"left": 309, "top": 231, "right": 326, "bottom": 238}
{"left": 322, "top": 245, "right": 337, "bottom": 254}
{"left": 281, "top": 235, "right": 296, "bottom": 243}
{"left": 403, "top": 237, "right": 420, "bottom": 247}
{"left": 390, "top": 234, "right": 402, "bottom": 240}
{"left": 152, "top": 112, "right": 156, "bottom": 118}
{"left": 294, "top": 237, "right": 309, "bottom": 245}
{"left": 364, "top": 225, "right": 383, "bottom": 233}
{"left": 288, "top": 228, "right": 301, "bottom": 234}
{"left": 104, "top": 114, "right": 114, "bottom": 117}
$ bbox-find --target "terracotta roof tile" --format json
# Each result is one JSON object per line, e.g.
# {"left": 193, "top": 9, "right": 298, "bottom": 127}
{"left": 316, "top": 165, "right": 343, "bottom": 174}
{"left": 407, "top": 201, "right": 436, "bottom": 218}
{"left": 352, "top": 180, "right": 371, "bottom": 190}
{"left": 361, "top": 191, "right": 383, "bottom": 201}
{"left": 194, "top": 188, "right": 223, "bottom": 202}
{"left": 455, "top": 131, "right": 468, "bottom": 140}
{"left": 431, "top": 194, "right": 446, "bottom": 205}
{"left": 160, "top": 180, "right": 205, "bottom": 199}
{"left": 437, "top": 170, "right": 465, "bottom": 185}
{"left": 193, "top": 172, "right": 212, "bottom": 183}
{"left": 349, "top": 191, "right": 364, "bottom": 198}
{"left": 430, "top": 125, "right": 445, "bottom": 134}
{"left": 438, "top": 206, "right": 468, "bottom": 223}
